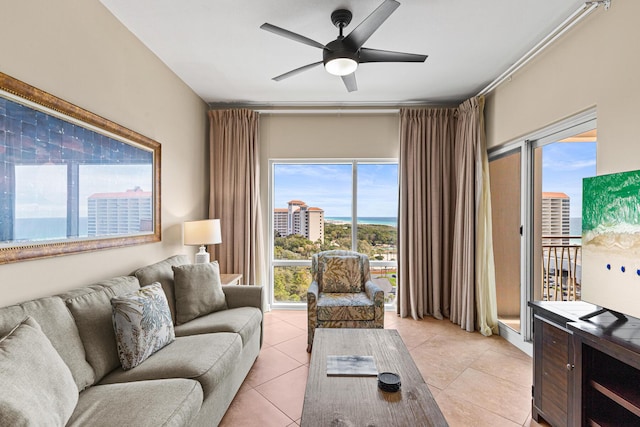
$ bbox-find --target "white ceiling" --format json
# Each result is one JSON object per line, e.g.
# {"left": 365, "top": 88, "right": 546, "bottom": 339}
{"left": 99, "top": 0, "right": 585, "bottom": 107}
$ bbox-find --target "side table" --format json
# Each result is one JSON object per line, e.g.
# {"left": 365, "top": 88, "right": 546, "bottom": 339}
{"left": 220, "top": 273, "right": 243, "bottom": 285}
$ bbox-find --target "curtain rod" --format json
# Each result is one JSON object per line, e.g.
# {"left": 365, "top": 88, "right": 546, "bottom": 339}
{"left": 477, "top": 0, "right": 609, "bottom": 96}
{"left": 254, "top": 108, "right": 400, "bottom": 115}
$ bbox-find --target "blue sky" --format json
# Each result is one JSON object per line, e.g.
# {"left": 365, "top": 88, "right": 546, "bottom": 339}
{"left": 273, "top": 163, "right": 398, "bottom": 217}
{"left": 542, "top": 142, "right": 597, "bottom": 218}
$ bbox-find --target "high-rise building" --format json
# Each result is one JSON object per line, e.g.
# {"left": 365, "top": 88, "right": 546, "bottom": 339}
{"left": 542, "top": 192, "right": 570, "bottom": 244}
{"left": 274, "top": 200, "right": 324, "bottom": 243}
{"left": 274, "top": 208, "right": 288, "bottom": 237}
{"left": 87, "top": 187, "right": 152, "bottom": 236}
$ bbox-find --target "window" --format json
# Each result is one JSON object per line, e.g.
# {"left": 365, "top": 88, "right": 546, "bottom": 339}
{"left": 270, "top": 160, "right": 398, "bottom": 307}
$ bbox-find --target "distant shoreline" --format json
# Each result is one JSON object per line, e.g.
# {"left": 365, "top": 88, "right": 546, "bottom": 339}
{"left": 325, "top": 217, "right": 397, "bottom": 227}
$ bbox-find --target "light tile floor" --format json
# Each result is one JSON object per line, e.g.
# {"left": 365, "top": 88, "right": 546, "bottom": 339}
{"left": 219, "top": 310, "right": 552, "bottom": 427}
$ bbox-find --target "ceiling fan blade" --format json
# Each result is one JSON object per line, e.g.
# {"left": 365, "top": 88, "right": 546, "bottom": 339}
{"left": 359, "top": 48, "right": 428, "bottom": 63}
{"left": 343, "top": 0, "right": 400, "bottom": 50}
{"left": 272, "top": 61, "right": 323, "bottom": 81}
{"left": 260, "top": 23, "right": 327, "bottom": 50}
{"left": 341, "top": 73, "right": 357, "bottom": 92}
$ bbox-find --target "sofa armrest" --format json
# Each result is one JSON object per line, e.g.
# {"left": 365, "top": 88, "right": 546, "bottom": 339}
{"left": 222, "top": 285, "right": 264, "bottom": 311}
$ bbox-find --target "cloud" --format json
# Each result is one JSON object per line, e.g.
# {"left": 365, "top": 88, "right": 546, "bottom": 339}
{"left": 543, "top": 158, "right": 596, "bottom": 171}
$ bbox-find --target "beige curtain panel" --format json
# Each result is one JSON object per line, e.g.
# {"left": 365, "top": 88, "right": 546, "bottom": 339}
{"left": 208, "top": 109, "right": 266, "bottom": 286}
{"left": 398, "top": 108, "right": 457, "bottom": 321}
{"left": 398, "top": 97, "right": 498, "bottom": 335}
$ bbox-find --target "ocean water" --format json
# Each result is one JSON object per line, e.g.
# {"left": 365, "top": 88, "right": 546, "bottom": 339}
{"left": 570, "top": 217, "right": 582, "bottom": 236}
{"left": 13, "top": 217, "right": 89, "bottom": 240}
{"left": 325, "top": 217, "right": 397, "bottom": 227}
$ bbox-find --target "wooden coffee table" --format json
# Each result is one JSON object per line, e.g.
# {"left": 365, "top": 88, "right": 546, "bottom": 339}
{"left": 301, "top": 328, "right": 448, "bottom": 427}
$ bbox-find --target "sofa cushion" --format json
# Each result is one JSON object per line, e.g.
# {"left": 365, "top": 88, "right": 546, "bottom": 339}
{"left": 111, "top": 283, "right": 175, "bottom": 370}
{"left": 317, "top": 292, "right": 375, "bottom": 321}
{"left": 0, "top": 316, "right": 78, "bottom": 426}
{"left": 0, "top": 296, "right": 95, "bottom": 391}
{"left": 172, "top": 262, "right": 227, "bottom": 325}
{"left": 322, "top": 255, "right": 363, "bottom": 293}
{"left": 64, "top": 276, "right": 140, "bottom": 382}
{"left": 100, "top": 333, "right": 242, "bottom": 398}
{"left": 134, "top": 254, "right": 191, "bottom": 324}
{"left": 68, "top": 379, "right": 203, "bottom": 427}
{"left": 174, "top": 306, "right": 262, "bottom": 345}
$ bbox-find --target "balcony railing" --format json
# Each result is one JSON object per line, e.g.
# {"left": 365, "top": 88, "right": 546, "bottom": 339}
{"left": 542, "top": 235, "right": 581, "bottom": 301}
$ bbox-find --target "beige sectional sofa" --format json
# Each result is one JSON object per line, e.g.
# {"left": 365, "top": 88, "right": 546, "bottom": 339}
{"left": 0, "top": 255, "right": 263, "bottom": 426}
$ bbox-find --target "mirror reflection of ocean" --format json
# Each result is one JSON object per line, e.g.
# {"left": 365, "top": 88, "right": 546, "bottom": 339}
{"left": 13, "top": 218, "right": 89, "bottom": 240}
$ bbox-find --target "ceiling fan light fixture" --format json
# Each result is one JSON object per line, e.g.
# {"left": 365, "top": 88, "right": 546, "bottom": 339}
{"left": 324, "top": 57, "right": 358, "bottom": 76}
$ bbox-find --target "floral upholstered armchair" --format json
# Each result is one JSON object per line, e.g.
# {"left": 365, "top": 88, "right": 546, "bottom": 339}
{"left": 306, "top": 250, "right": 384, "bottom": 352}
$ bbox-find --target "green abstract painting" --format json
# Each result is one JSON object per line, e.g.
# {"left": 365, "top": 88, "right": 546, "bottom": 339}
{"left": 583, "top": 170, "right": 640, "bottom": 251}
{"left": 582, "top": 169, "right": 640, "bottom": 318}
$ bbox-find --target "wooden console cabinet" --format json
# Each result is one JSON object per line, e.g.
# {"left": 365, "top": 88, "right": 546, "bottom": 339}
{"left": 569, "top": 316, "right": 640, "bottom": 426}
{"left": 529, "top": 301, "right": 640, "bottom": 426}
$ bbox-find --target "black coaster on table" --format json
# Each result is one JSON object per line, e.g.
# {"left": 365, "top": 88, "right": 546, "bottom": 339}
{"left": 378, "top": 372, "right": 401, "bottom": 392}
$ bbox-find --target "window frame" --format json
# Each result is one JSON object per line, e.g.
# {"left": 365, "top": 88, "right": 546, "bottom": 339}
{"left": 268, "top": 158, "right": 398, "bottom": 309}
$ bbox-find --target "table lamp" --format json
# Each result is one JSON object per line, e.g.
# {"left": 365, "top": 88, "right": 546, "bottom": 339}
{"left": 183, "top": 219, "right": 222, "bottom": 264}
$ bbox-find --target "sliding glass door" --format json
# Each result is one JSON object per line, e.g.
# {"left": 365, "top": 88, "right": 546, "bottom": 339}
{"left": 488, "top": 110, "right": 596, "bottom": 348}
{"left": 489, "top": 148, "right": 522, "bottom": 332}
{"left": 533, "top": 131, "right": 597, "bottom": 302}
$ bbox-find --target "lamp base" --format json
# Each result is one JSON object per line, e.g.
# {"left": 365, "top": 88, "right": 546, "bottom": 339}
{"left": 195, "top": 245, "right": 210, "bottom": 264}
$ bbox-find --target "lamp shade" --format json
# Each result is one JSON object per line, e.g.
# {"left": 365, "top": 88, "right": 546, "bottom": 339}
{"left": 183, "top": 219, "right": 222, "bottom": 246}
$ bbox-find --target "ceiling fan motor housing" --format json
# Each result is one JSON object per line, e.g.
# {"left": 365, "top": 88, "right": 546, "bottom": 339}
{"left": 323, "top": 39, "right": 359, "bottom": 66}
{"left": 324, "top": 9, "right": 358, "bottom": 73}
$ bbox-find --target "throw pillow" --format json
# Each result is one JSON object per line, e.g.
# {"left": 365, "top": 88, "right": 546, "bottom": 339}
{"left": 0, "top": 316, "right": 78, "bottom": 426}
{"left": 172, "top": 261, "right": 227, "bottom": 325}
{"left": 111, "top": 283, "right": 175, "bottom": 370}
{"left": 322, "top": 255, "right": 363, "bottom": 293}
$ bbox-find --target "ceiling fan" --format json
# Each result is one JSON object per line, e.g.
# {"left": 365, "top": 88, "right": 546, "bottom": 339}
{"left": 260, "top": 0, "right": 428, "bottom": 92}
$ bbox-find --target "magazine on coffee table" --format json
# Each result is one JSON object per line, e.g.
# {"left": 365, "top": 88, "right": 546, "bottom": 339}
{"left": 326, "top": 355, "right": 377, "bottom": 376}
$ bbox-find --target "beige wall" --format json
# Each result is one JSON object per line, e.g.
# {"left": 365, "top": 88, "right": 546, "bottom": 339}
{"left": 485, "top": 0, "right": 640, "bottom": 176}
{"left": 0, "top": 0, "right": 208, "bottom": 306}
{"left": 260, "top": 113, "right": 400, "bottom": 160}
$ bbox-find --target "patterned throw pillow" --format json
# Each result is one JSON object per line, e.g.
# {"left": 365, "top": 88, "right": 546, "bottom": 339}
{"left": 322, "top": 256, "right": 363, "bottom": 293}
{"left": 111, "top": 283, "right": 175, "bottom": 370}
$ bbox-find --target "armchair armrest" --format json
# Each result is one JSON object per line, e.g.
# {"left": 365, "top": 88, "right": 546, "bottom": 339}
{"left": 364, "top": 280, "right": 385, "bottom": 328}
{"left": 364, "top": 280, "right": 384, "bottom": 300}
{"left": 307, "top": 281, "right": 319, "bottom": 304}
{"left": 222, "top": 285, "right": 264, "bottom": 311}
{"left": 307, "top": 281, "right": 320, "bottom": 352}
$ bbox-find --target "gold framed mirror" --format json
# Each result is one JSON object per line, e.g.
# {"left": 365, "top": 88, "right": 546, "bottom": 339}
{"left": 0, "top": 72, "right": 161, "bottom": 263}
